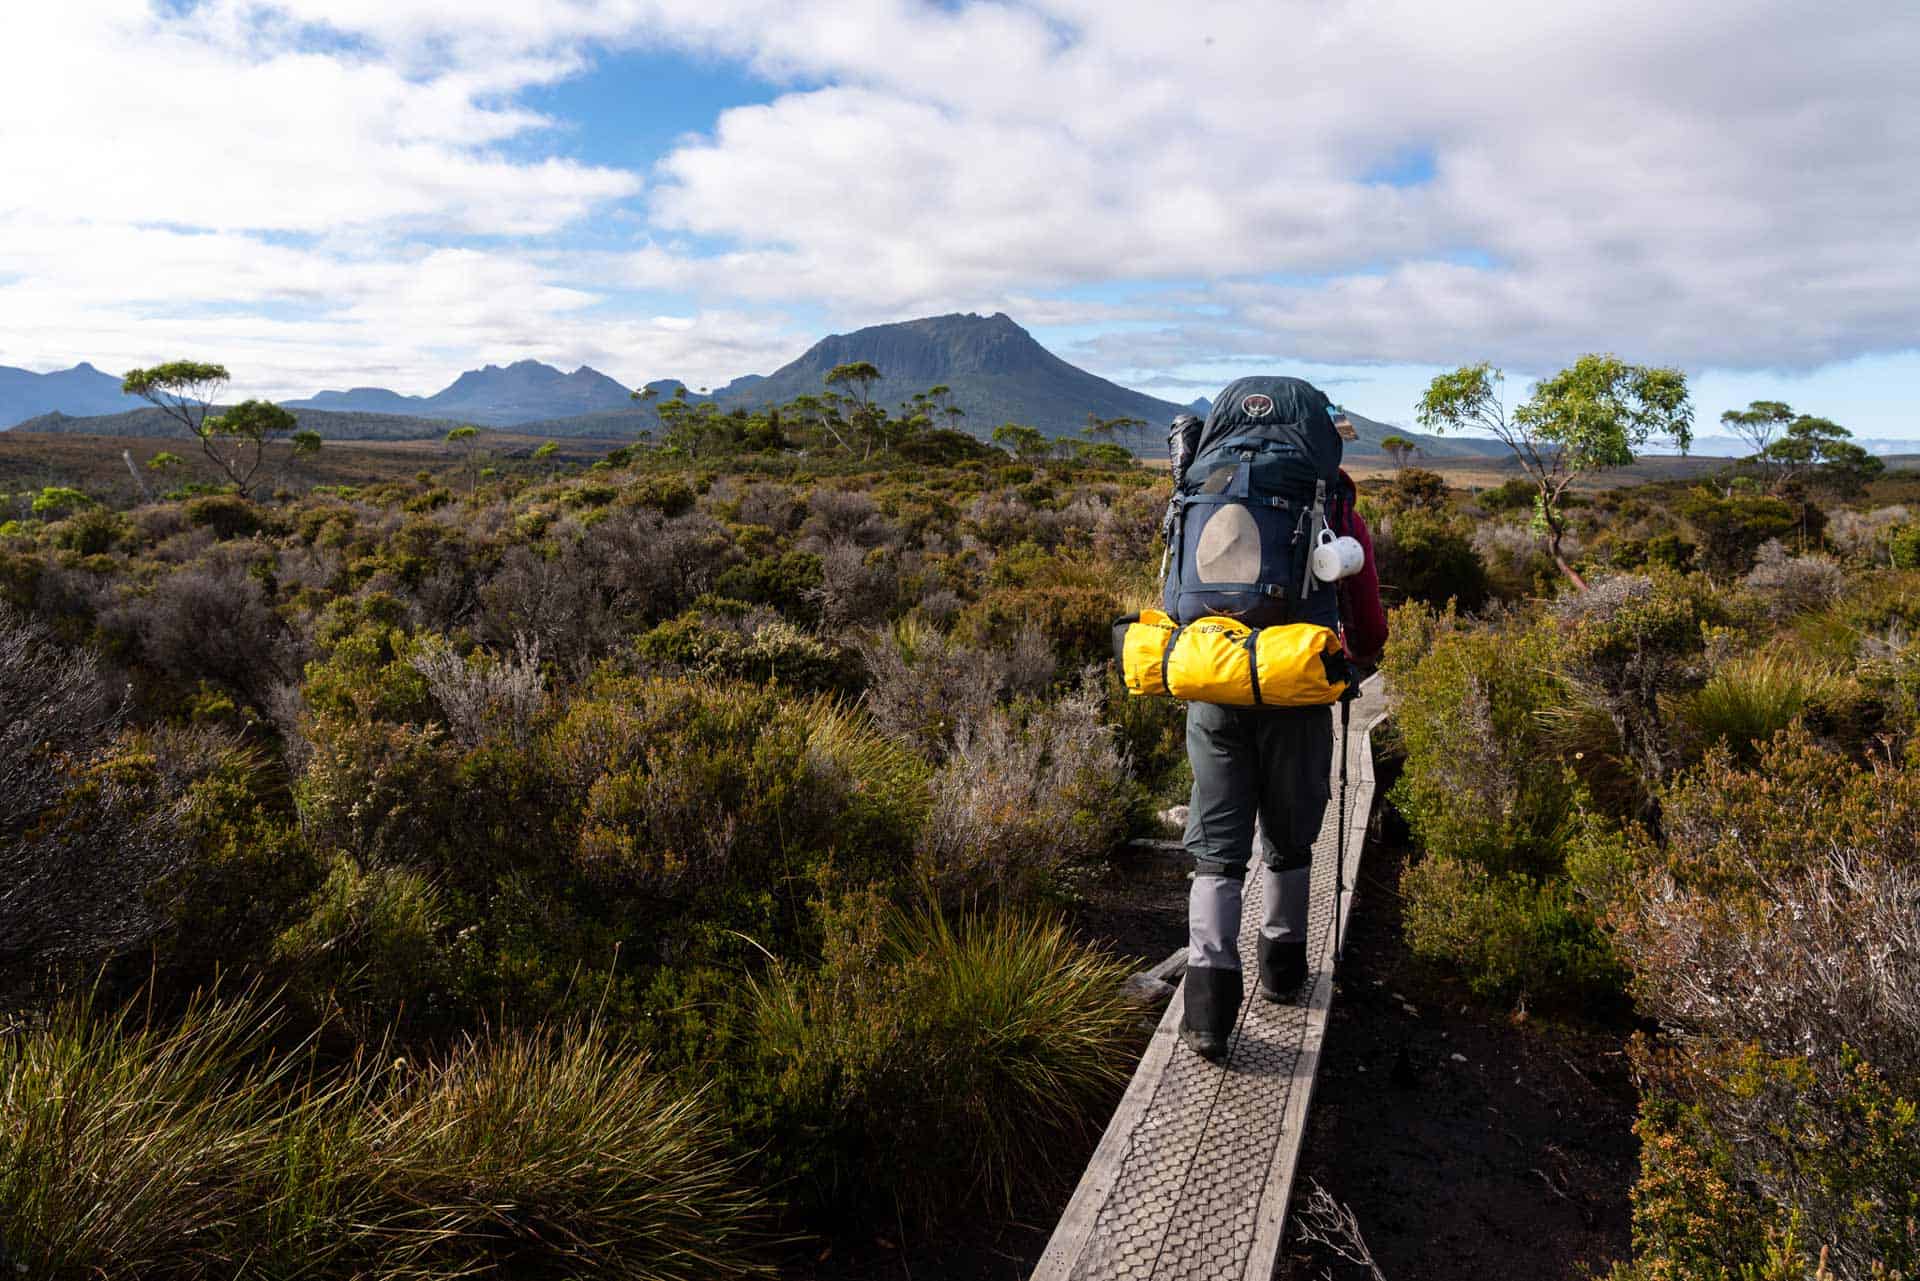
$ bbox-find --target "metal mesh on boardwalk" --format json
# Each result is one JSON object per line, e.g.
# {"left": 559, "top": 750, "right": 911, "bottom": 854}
{"left": 1034, "top": 677, "right": 1387, "bottom": 1281}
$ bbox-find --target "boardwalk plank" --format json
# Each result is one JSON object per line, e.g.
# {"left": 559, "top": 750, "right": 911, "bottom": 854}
{"left": 1033, "top": 676, "right": 1389, "bottom": 1281}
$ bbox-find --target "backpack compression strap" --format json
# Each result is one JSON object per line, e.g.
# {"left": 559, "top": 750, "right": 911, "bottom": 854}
{"left": 1301, "top": 479, "right": 1328, "bottom": 600}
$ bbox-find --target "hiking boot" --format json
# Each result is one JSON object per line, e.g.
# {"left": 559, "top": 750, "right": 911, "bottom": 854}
{"left": 1256, "top": 938, "right": 1308, "bottom": 1003}
{"left": 1180, "top": 966, "right": 1242, "bottom": 1062}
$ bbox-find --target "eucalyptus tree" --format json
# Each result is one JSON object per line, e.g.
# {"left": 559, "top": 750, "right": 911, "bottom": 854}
{"left": 1418, "top": 356, "right": 1692, "bottom": 589}
{"left": 826, "top": 361, "right": 885, "bottom": 458}
{"left": 1721, "top": 400, "right": 1794, "bottom": 486}
{"left": 991, "top": 422, "right": 1050, "bottom": 462}
{"left": 1379, "top": 433, "right": 1420, "bottom": 472}
{"left": 123, "top": 362, "right": 307, "bottom": 499}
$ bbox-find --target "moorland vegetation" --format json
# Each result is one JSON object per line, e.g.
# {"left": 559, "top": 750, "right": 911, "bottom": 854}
{"left": 0, "top": 358, "right": 1915, "bottom": 1280}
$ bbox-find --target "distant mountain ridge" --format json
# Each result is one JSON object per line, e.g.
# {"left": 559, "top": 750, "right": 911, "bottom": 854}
{"left": 285, "top": 359, "right": 633, "bottom": 427}
{"left": 9, "top": 316, "right": 1503, "bottom": 457}
{"left": 1, "top": 362, "right": 145, "bottom": 427}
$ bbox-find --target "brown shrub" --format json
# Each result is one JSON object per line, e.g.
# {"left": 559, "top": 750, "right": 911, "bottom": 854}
{"left": 807, "top": 538, "right": 897, "bottom": 628}
{"left": 132, "top": 562, "right": 302, "bottom": 708}
{"left": 475, "top": 509, "right": 737, "bottom": 667}
{"left": 800, "top": 487, "right": 894, "bottom": 549}
{"left": 1826, "top": 504, "right": 1908, "bottom": 566}
{"left": 1739, "top": 539, "right": 1845, "bottom": 622}
{"left": 857, "top": 623, "right": 1002, "bottom": 754}
{"left": 411, "top": 634, "right": 548, "bottom": 749}
{"left": 735, "top": 481, "right": 805, "bottom": 531}
{"left": 1612, "top": 731, "right": 1920, "bottom": 1074}
{"left": 913, "top": 673, "right": 1133, "bottom": 908}
{"left": 1606, "top": 732, "right": 1920, "bottom": 1278}
{"left": 0, "top": 607, "right": 242, "bottom": 997}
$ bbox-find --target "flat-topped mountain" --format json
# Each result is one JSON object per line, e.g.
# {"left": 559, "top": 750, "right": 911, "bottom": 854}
{"left": 708, "top": 312, "right": 1185, "bottom": 436}
{"left": 0, "top": 362, "right": 145, "bottom": 427}
{"left": 285, "top": 359, "right": 633, "bottom": 427}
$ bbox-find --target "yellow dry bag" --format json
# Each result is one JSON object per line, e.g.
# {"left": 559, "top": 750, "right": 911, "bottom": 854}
{"left": 1112, "top": 608, "right": 1350, "bottom": 708}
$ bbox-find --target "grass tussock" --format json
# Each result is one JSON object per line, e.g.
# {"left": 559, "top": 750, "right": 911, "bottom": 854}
{"left": 750, "top": 906, "right": 1140, "bottom": 1221}
{"left": 1678, "top": 651, "right": 1842, "bottom": 759}
{"left": 0, "top": 992, "right": 772, "bottom": 1281}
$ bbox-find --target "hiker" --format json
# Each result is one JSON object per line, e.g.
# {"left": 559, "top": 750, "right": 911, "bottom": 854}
{"left": 1160, "top": 378, "right": 1388, "bottom": 1061}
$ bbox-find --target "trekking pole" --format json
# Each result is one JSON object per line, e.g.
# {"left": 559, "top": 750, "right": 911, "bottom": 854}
{"left": 1333, "top": 692, "right": 1352, "bottom": 964}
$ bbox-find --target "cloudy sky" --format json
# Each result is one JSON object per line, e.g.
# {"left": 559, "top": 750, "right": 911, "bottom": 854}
{"left": 4, "top": 0, "right": 1918, "bottom": 437}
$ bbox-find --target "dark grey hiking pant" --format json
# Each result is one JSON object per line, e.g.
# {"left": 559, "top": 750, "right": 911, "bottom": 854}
{"left": 1184, "top": 702, "right": 1334, "bottom": 972}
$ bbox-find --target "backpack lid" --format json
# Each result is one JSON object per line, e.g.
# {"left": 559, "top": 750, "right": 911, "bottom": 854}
{"left": 1196, "top": 376, "right": 1344, "bottom": 478}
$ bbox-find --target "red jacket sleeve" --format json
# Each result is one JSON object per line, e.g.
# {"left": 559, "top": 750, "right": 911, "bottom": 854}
{"left": 1335, "top": 491, "right": 1389, "bottom": 665}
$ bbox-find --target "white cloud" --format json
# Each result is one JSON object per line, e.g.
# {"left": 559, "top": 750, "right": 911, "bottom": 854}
{"left": 2, "top": 0, "right": 1916, "bottom": 410}
{"left": 623, "top": 0, "right": 1920, "bottom": 372}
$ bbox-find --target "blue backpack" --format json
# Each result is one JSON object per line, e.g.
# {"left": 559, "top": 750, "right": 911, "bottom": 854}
{"left": 1163, "top": 376, "right": 1346, "bottom": 630}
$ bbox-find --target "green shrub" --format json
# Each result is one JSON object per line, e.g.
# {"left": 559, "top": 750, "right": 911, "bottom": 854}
{"left": 1610, "top": 1092, "right": 1773, "bottom": 1281}
{"left": 1401, "top": 853, "right": 1622, "bottom": 1005}
{"left": 898, "top": 428, "right": 995, "bottom": 465}
{"left": 1890, "top": 521, "right": 1920, "bottom": 570}
{"left": 1101, "top": 667, "right": 1190, "bottom": 805}
{"left": 622, "top": 473, "right": 696, "bottom": 517}
{"left": 184, "top": 493, "right": 269, "bottom": 540}
{"left": 1677, "top": 488, "right": 1795, "bottom": 577}
{"left": 1644, "top": 531, "right": 1695, "bottom": 572}
{"left": 274, "top": 855, "right": 450, "bottom": 1036}
{"left": 1384, "top": 609, "right": 1576, "bottom": 877}
{"left": 634, "top": 612, "right": 859, "bottom": 695}
{"left": 954, "top": 583, "right": 1120, "bottom": 666}
{"left": 1383, "top": 466, "right": 1449, "bottom": 511}
{"left": 153, "top": 737, "right": 319, "bottom": 983}
{"left": 1368, "top": 507, "right": 1490, "bottom": 610}
{"left": 1476, "top": 477, "right": 1536, "bottom": 513}
{"left": 1555, "top": 574, "right": 1709, "bottom": 799}
{"left": 301, "top": 617, "right": 434, "bottom": 723}
{"left": 30, "top": 486, "right": 95, "bottom": 519}
{"left": 50, "top": 506, "right": 129, "bottom": 555}
{"left": 713, "top": 550, "right": 824, "bottom": 616}
{"left": 1384, "top": 603, "right": 1637, "bottom": 1005}
{"left": 1615, "top": 1052, "right": 1920, "bottom": 1281}
{"left": 543, "top": 678, "right": 927, "bottom": 904}
{"left": 295, "top": 715, "right": 465, "bottom": 867}
{"left": 749, "top": 907, "right": 1138, "bottom": 1221}
{"left": 561, "top": 480, "right": 620, "bottom": 509}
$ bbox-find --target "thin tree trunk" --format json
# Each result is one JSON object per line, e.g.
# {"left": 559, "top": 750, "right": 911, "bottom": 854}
{"left": 1550, "top": 527, "right": 1588, "bottom": 591}
{"left": 122, "top": 450, "right": 152, "bottom": 503}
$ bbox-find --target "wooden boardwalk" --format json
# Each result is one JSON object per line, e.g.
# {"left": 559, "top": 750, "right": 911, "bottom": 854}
{"left": 1033, "top": 676, "right": 1389, "bottom": 1281}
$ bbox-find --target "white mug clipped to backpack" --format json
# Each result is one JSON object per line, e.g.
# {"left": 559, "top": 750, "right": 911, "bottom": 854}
{"left": 1310, "top": 526, "right": 1365, "bottom": 584}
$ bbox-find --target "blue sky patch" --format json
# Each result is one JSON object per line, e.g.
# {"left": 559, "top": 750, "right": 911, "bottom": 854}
{"left": 1362, "top": 146, "right": 1437, "bottom": 188}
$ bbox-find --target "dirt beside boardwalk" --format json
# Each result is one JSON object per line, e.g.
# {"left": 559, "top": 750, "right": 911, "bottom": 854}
{"left": 1277, "top": 777, "right": 1639, "bottom": 1280}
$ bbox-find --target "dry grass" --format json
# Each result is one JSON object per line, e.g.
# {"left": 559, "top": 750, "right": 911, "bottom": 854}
{"left": 749, "top": 906, "right": 1139, "bottom": 1220}
{"left": 0, "top": 992, "right": 774, "bottom": 1280}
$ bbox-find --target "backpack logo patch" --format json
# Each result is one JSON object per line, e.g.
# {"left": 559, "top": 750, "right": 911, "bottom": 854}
{"left": 1240, "top": 393, "right": 1274, "bottom": 419}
